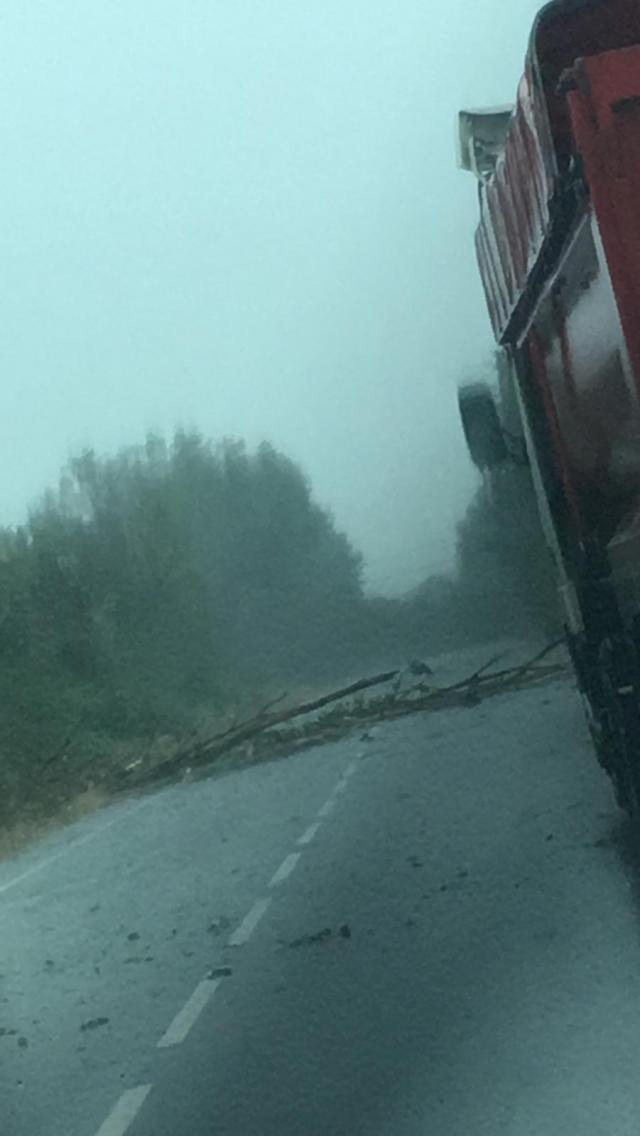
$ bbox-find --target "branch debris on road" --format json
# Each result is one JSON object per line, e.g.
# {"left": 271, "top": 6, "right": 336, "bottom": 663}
{"left": 114, "top": 640, "right": 567, "bottom": 794}
{"left": 287, "top": 923, "right": 352, "bottom": 949}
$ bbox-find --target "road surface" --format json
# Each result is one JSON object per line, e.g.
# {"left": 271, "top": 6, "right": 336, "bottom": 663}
{"left": 3, "top": 667, "right": 640, "bottom": 1135}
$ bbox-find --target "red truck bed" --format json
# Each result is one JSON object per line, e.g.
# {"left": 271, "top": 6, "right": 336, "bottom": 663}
{"left": 475, "top": 0, "right": 640, "bottom": 347}
{"left": 468, "top": 0, "right": 640, "bottom": 586}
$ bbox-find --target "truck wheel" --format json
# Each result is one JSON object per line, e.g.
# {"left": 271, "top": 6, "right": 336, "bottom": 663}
{"left": 597, "top": 637, "right": 640, "bottom": 816}
{"left": 598, "top": 674, "right": 637, "bottom": 814}
{"left": 458, "top": 383, "right": 507, "bottom": 470}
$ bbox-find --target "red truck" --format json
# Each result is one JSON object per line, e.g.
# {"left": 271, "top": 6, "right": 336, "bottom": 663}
{"left": 457, "top": 0, "right": 640, "bottom": 813}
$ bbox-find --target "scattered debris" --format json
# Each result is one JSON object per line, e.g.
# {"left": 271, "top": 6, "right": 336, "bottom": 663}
{"left": 288, "top": 924, "right": 351, "bottom": 948}
{"left": 127, "top": 931, "right": 140, "bottom": 942}
{"left": 17, "top": 1037, "right": 28, "bottom": 1049}
{"left": 207, "top": 966, "right": 233, "bottom": 979}
{"left": 207, "top": 917, "right": 231, "bottom": 936}
{"left": 436, "top": 873, "right": 470, "bottom": 894}
{"left": 288, "top": 927, "right": 333, "bottom": 948}
{"left": 80, "top": 1017, "right": 110, "bottom": 1032}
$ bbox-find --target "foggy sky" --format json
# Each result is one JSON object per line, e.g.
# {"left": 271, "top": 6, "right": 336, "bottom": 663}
{"left": 0, "top": 1, "right": 543, "bottom": 594}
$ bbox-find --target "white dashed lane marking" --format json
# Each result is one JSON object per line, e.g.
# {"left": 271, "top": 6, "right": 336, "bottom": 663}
{"left": 317, "top": 796, "right": 337, "bottom": 818}
{"left": 228, "top": 897, "right": 272, "bottom": 947}
{"left": 94, "top": 1085, "right": 153, "bottom": 1136}
{"left": 98, "top": 754, "right": 364, "bottom": 1130}
{"left": 269, "top": 851, "right": 301, "bottom": 887}
{"left": 297, "top": 821, "right": 321, "bottom": 846}
{"left": 157, "top": 978, "right": 222, "bottom": 1048}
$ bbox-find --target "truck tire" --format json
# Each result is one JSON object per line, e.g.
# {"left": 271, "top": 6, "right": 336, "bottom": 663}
{"left": 458, "top": 383, "right": 507, "bottom": 470}
{"left": 597, "top": 636, "right": 640, "bottom": 816}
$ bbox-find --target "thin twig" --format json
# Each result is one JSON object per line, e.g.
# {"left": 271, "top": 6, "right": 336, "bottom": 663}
{"left": 432, "top": 652, "right": 507, "bottom": 696}
{"left": 504, "top": 637, "right": 566, "bottom": 682}
{"left": 39, "top": 719, "right": 84, "bottom": 773}
{"left": 253, "top": 691, "right": 289, "bottom": 719}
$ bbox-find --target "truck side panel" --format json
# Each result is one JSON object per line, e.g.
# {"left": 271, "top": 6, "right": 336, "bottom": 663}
{"left": 566, "top": 46, "right": 640, "bottom": 400}
{"left": 523, "top": 214, "right": 637, "bottom": 545}
{"left": 476, "top": 68, "right": 552, "bottom": 341}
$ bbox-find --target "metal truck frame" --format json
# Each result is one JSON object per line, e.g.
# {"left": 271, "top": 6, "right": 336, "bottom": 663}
{"left": 457, "top": 0, "right": 640, "bottom": 813}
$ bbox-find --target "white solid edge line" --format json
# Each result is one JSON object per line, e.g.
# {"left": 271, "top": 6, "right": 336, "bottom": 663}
{"left": 297, "top": 822, "right": 321, "bottom": 846}
{"left": 228, "top": 896, "right": 271, "bottom": 947}
{"left": 343, "top": 760, "right": 358, "bottom": 778}
{"left": 94, "top": 1085, "right": 153, "bottom": 1136}
{"left": 157, "top": 978, "right": 221, "bottom": 1048}
{"left": 0, "top": 800, "right": 152, "bottom": 898}
{"left": 269, "top": 851, "right": 302, "bottom": 887}
{"left": 317, "top": 796, "right": 336, "bottom": 818}
{"left": 333, "top": 778, "right": 348, "bottom": 794}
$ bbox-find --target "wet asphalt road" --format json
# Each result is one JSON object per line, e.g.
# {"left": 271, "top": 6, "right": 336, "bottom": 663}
{"left": 3, "top": 674, "right": 640, "bottom": 1135}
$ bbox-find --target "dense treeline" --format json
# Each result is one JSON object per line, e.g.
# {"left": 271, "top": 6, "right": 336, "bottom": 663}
{"left": 397, "top": 350, "right": 561, "bottom": 652}
{"left": 358, "top": 460, "right": 561, "bottom": 665}
{"left": 354, "top": 483, "right": 560, "bottom": 667}
{"left": 0, "top": 432, "right": 363, "bottom": 822}
{"left": 451, "top": 464, "right": 560, "bottom": 641}
{"left": 0, "top": 423, "right": 560, "bottom": 829}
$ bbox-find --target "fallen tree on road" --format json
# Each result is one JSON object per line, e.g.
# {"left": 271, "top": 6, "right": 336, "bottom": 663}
{"left": 115, "top": 640, "right": 568, "bottom": 793}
